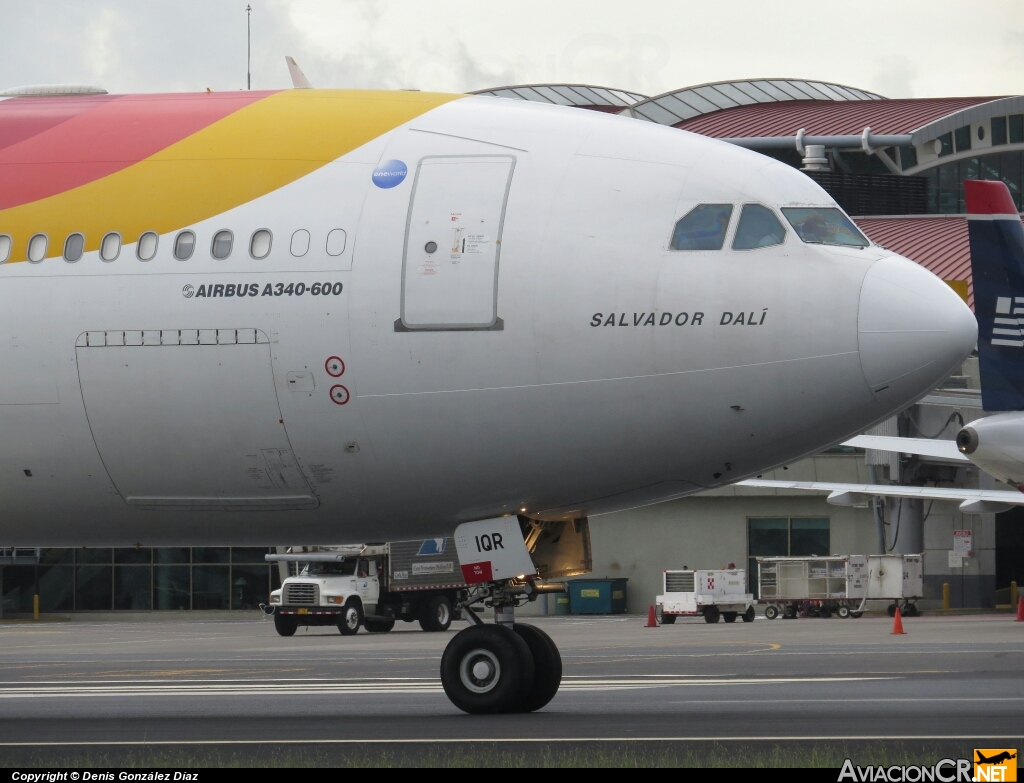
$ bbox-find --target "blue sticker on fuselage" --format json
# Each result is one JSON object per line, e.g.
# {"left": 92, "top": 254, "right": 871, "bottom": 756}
{"left": 372, "top": 159, "right": 408, "bottom": 189}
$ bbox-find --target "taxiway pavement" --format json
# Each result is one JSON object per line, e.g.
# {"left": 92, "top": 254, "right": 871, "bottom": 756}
{"left": 0, "top": 612, "right": 1021, "bottom": 745}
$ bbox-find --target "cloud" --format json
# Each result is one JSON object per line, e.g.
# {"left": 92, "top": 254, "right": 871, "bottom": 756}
{"left": 0, "top": 0, "right": 1022, "bottom": 98}
{"left": 872, "top": 54, "right": 919, "bottom": 99}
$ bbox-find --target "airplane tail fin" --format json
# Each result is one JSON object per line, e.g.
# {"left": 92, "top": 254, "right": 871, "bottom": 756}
{"left": 285, "top": 56, "right": 313, "bottom": 89}
{"left": 966, "top": 179, "right": 1024, "bottom": 410}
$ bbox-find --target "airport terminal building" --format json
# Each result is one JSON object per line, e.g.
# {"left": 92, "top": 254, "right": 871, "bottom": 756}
{"left": 3, "top": 79, "right": 1022, "bottom": 614}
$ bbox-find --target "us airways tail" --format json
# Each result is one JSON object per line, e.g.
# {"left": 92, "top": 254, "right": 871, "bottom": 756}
{"left": 966, "top": 179, "right": 1024, "bottom": 411}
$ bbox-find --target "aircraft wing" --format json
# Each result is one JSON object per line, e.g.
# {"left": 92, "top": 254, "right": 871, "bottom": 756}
{"left": 736, "top": 478, "right": 1024, "bottom": 514}
{"left": 841, "top": 435, "right": 968, "bottom": 462}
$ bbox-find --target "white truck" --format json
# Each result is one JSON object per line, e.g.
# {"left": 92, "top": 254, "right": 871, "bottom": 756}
{"left": 266, "top": 538, "right": 468, "bottom": 636}
{"left": 655, "top": 569, "right": 755, "bottom": 624}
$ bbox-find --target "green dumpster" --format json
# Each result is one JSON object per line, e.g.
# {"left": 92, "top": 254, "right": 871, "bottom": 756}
{"left": 552, "top": 593, "right": 571, "bottom": 615}
{"left": 568, "top": 578, "right": 628, "bottom": 614}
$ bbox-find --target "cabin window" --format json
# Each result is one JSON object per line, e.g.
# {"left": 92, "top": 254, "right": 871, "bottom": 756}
{"left": 732, "top": 204, "right": 786, "bottom": 250}
{"left": 63, "top": 233, "right": 85, "bottom": 263}
{"left": 27, "top": 234, "right": 48, "bottom": 263}
{"left": 173, "top": 231, "right": 196, "bottom": 261}
{"left": 211, "top": 230, "right": 233, "bottom": 260}
{"left": 0, "top": 234, "right": 12, "bottom": 263}
{"left": 781, "top": 208, "right": 869, "bottom": 248}
{"left": 100, "top": 232, "right": 121, "bottom": 262}
{"left": 137, "top": 231, "right": 159, "bottom": 261}
{"left": 670, "top": 204, "right": 733, "bottom": 251}
{"left": 326, "top": 229, "right": 347, "bottom": 256}
{"left": 290, "top": 229, "right": 310, "bottom": 257}
{"left": 250, "top": 229, "right": 272, "bottom": 259}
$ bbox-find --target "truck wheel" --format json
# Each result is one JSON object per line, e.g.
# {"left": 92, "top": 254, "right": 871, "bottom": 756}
{"left": 836, "top": 605, "right": 851, "bottom": 619}
{"left": 818, "top": 604, "right": 831, "bottom": 619}
{"left": 364, "top": 618, "right": 395, "bottom": 633}
{"left": 419, "top": 595, "right": 453, "bottom": 632}
{"left": 661, "top": 613, "right": 676, "bottom": 625}
{"left": 338, "top": 599, "right": 363, "bottom": 636}
{"left": 722, "top": 612, "right": 737, "bottom": 623}
{"left": 703, "top": 606, "right": 720, "bottom": 624}
{"left": 512, "top": 624, "right": 561, "bottom": 712}
{"left": 273, "top": 613, "right": 297, "bottom": 637}
{"left": 763, "top": 605, "right": 779, "bottom": 620}
{"left": 887, "top": 603, "right": 897, "bottom": 618}
{"left": 440, "top": 624, "right": 534, "bottom": 714}
{"left": 783, "top": 604, "right": 796, "bottom": 619}
{"left": 742, "top": 607, "right": 755, "bottom": 623}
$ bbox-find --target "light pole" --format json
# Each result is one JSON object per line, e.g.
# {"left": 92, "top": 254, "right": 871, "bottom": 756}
{"left": 246, "top": 4, "right": 252, "bottom": 90}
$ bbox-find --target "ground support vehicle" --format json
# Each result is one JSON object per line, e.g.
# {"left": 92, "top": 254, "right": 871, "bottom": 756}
{"left": 758, "top": 555, "right": 868, "bottom": 619}
{"left": 654, "top": 569, "right": 755, "bottom": 624}
{"left": 265, "top": 538, "right": 467, "bottom": 635}
{"left": 858, "top": 554, "right": 924, "bottom": 617}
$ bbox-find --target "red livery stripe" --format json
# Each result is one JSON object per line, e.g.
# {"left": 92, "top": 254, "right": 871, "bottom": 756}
{"left": 0, "top": 94, "right": 116, "bottom": 153}
{"left": 0, "top": 90, "right": 277, "bottom": 210}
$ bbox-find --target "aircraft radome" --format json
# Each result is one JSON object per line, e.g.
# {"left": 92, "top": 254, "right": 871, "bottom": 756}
{"left": 0, "top": 84, "right": 977, "bottom": 713}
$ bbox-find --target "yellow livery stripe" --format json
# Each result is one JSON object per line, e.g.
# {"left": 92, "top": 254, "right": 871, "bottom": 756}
{"left": 0, "top": 90, "right": 461, "bottom": 263}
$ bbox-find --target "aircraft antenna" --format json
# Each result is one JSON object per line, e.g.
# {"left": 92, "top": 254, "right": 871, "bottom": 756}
{"left": 246, "top": 4, "right": 252, "bottom": 90}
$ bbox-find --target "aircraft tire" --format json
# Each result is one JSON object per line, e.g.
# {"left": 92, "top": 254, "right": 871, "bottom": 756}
{"left": 511, "top": 623, "right": 562, "bottom": 713}
{"left": 440, "top": 624, "right": 535, "bottom": 714}
{"left": 723, "top": 612, "right": 737, "bottom": 623}
{"left": 338, "top": 599, "right": 363, "bottom": 636}
{"left": 274, "top": 614, "right": 297, "bottom": 637}
{"left": 364, "top": 618, "right": 395, "bottom": 633}
{"left": 419, "top": 594, "right": 454, "bottom": 632}
{"left": 742, "top": 607, "right": 755, "bottom": 622}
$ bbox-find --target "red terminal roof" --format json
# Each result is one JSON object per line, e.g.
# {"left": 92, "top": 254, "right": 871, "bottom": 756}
{"left": 854, "top": 216, "right": 973, "bottom": 309}
{"left": 678, "top": 97, "right": 999, "bottom": 138}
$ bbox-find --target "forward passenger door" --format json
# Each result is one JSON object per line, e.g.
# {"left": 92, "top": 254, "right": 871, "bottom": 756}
{"left": 397, "top": 155, "right": 515, "bottom": 331}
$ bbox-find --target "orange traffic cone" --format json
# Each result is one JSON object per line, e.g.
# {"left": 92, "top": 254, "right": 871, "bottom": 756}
{"left": 891, "top": 606, "right": 905, "bottom": 635}
{"left": 1016, "top": 596, "right": 1024, "bottom": 622}
{"left": 646, "top": 605, "right": 659, "bottom": 628}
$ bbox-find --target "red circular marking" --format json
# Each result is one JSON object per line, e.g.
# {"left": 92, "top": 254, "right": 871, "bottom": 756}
{"left": 330, "top": 385, "right": 350, "bottom": 405}
{"left": 325, "top": 356, "right": 345, "bottom": 377}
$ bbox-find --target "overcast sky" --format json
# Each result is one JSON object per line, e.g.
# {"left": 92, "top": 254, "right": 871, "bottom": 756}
{"left": 2, "top": 1, "right": 1022, "bottom": 99}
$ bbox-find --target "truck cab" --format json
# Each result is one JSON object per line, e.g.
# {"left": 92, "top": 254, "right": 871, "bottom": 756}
{"left": 269, "top": 548, "right": 385, "bottom": 636}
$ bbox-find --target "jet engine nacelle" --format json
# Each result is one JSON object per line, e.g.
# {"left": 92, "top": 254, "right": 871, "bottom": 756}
{"left": 956, "top": 411, "right": 1024, "bottom": 487}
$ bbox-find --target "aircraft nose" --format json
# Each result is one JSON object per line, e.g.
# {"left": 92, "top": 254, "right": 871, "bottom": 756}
{"left": 858, "top": 254, "right": 977, "bottom": 410}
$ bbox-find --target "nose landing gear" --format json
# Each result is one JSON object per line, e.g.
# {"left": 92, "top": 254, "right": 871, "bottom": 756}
{"left": 440, "top": 582, "right": 563, "bottom": 714}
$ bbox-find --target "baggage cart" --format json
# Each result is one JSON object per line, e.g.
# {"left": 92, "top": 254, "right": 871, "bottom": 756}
{"left": 757, "top": 555, "right": 867, "bottom": 619}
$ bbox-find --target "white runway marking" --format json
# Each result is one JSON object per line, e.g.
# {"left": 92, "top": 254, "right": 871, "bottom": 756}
{"left": 0, "top": 674, "right": 893, "bottom": 698}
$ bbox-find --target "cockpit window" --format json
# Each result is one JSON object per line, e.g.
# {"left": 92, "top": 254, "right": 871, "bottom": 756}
{"left": 299, "top": 560, "right": 357, "bottom": 576}
{"left": 670, "top": 204, "right": 733, "bottom": 251}
{"left": 781, "top": 208, "right": 869, "bottom": 247}
{"left": 732, "top": 204, "right": 786, "bottom": 250}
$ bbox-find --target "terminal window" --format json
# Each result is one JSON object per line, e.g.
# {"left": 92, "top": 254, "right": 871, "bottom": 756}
{"left": 747, "top": 517, "right": 830, "bottom": 597}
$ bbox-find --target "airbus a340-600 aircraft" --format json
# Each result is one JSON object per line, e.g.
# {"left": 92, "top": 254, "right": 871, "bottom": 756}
{"left": 0, "top": 77, "right": 976, "bottom": 714}
{"left": 742, "top": 179, "right": 1024, "bottom": 515}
